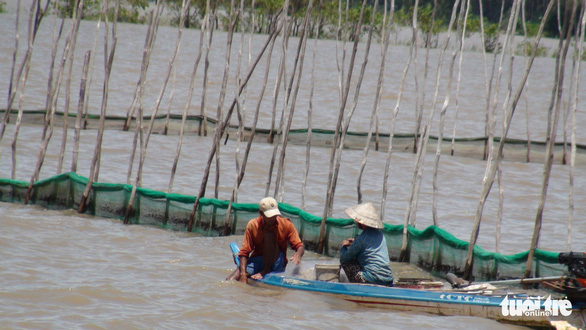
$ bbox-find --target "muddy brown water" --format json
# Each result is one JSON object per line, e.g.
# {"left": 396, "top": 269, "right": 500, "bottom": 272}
{"left": 0, "top": 4, "right": 584, "bottom": 328}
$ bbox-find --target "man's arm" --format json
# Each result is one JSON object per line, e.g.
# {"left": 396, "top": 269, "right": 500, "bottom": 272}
{"left": 239, "top": 256, "right": 248, "bottom": 284}
{"left": 340, "top": 237, "right": 361, "bottom": 263}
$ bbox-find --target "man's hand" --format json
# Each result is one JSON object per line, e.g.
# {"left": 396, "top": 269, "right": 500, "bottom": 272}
{"left": 290, "top": 246, "right": 305, "bottom": 265}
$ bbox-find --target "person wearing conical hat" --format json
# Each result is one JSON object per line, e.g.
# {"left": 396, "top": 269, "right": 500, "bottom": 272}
{"left": 227, "top": 197, "right": 305, "bottom": 284}
{"left": 340, "top": 202, "right": 394, "bottom": 286}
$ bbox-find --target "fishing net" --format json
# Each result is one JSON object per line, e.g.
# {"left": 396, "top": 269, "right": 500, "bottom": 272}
{"left": 3, "top": 110, "right": 585, "bottom": 164}
{"left": 0, "top": 172, "right": 565, "bottom": 281}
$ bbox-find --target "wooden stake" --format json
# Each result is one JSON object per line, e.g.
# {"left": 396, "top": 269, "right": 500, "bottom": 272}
{"left": 524, "top": 0, "right": 577, "bottom": 279}
{"left": 318, "top": 0, "right": 371, "bottom": 254}
{"left": 168, "top": 0, "right": 209, "bottom": 193}
{"left": 186, "top": 13, "right": 284, "bottom": 232}
{"left": 24, "top": 0, "right": 85, "bottom": 202}
{"left": 72, "top": 51, "right": 91, "bottom": 173}
{"left": 567, "top": 0, "right": 585, "bottom": 251}
{"left": 78, "top": 0, "right": 121, "bottom": 213}
{"left": 124, "top": 0, "right": 176, "bottom": 224}
{"left": 357, "top": 0, "right": 394, "bottom": 206}
{"left": 463, "top": 0, "right": 554, "bottom": 279}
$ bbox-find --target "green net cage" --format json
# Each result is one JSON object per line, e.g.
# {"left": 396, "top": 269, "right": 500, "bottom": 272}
{"left": 0, "top": 172, "right": 565, "bottom": 281}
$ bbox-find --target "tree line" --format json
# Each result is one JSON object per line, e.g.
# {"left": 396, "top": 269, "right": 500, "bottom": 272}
{"left": 55, "top": 0, "right": 582, "bottom": 44}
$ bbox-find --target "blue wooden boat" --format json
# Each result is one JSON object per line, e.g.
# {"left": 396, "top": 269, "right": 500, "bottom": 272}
{"left": 230, "top": 243, "right": 586, "bottom": 328}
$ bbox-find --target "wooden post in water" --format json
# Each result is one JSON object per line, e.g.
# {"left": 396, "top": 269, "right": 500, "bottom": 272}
{"left": 126, "top": 7, "right": 162, "bottom": 185}
{"left": 72, "top": 51, "right": 91, "bottom": 173}
{"left": 224, "top": 4, "right": 278, "bottom": 234}
{"left": 483, "top": 0, "right": 506, "bottom": 162}
{"left": 198, "top": 4, "right": 217, "bottom": 137}
{"left": 382, "top": 0, "right": 413, "bottom": 227}
{"left": 168, "top": 0, "right": 210, "bottom": 193}
{"left": 274, "top": 0, "right": 314, "bottom": 200}
{"left": 463, "top": 0, "right": 554, "bottom": 279}
{"left": 2, "top": 0, "right": 21, "bottom": 142}
{"left": 317, "top": 0, "right": 369, "bottom": 254}
{"left": 357, "top": 0, "right": 394, "bottom": 207}
{"left": 24, "top": 0, "right": 85, "bottom": 203}
{"left": 525, "top": 0, "right": 577, "bottom": 279}
{"left": 264, "top": 7, "right": 292, "bottom": 196}
{"left": 124, "top": 0, "right": 179, "bottom": 224}
{"left": 186, "top": 16, "right": 284, "bottom": 232}
{"left": 302, "top": 0, "right": 324, "bottom": 210}
{"left": 567, "top": 2, "right": 585, "bottom": 251}
{"left": 78, "top": 0, "right": 121, "bottom": 213}
{"left": 0, "top": 0, "right": 49, "bottom": 145}
{"left": 57, "top": 0, "right": 85, "bottom": 174}
{"left": 431, "top": 0, "right": 467, "bottom": 227}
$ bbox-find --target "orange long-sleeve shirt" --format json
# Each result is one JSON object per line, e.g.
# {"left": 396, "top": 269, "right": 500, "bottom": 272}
{"left": 238, "top": 216, "right": 303, "bottom": 267}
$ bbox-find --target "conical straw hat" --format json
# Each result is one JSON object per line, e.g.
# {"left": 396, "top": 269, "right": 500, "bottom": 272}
{"left": 344, "top": 202, "right": 384, "bottom": 229}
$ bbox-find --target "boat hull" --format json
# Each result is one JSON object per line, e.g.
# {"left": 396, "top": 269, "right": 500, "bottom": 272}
{"left": 257, "top": 274, "right": 586, "bottom": 329}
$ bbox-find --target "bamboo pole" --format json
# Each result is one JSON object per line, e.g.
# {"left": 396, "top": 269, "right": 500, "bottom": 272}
{"left": 78, "top": 0, "right": 121, "bottom": 213}
{"left": 57, "top": 0, "right": 85, "bottom": 174}
{"left": 24, "top": 0, "right": 85, "bottom": 203}
{"left": 82, "top": 14, "right": 104, "bottom": 131}
{"left": 494, "top": 0, "right": 523, "bottom": 253}
{"left": 264, "top": 7, "right": 291, "bottom": 195}
{"left": 405, "top": 0, "right": 461, "bottom": 229}
{"left": 464, "top": 0, "right": 523, "bottom": 277}
{"left": 124, "top": 0, "right": 186, "bottom": 225}
{"left": 3, "top": 0, "right": 51, "bottom": 179}
{"left": 431, "top": 0, "right": 469, "bottom": 227}
{"left": 186, "top": 14, "right": 284, "bottom": 232}
{"left": 0, "top": 0, "right": 50, "bottom": 145}
{"left": 273, "top": 0, "right": 314, "bottom": 200}
{"left": 483, "top": 0, "right": 506, "bottom": 161}
{"left": 163, "top": 64, "right": 177, "bottom": 136}
{"left": 567, "top": 0, "right": 585, "bottom": 251}
{"left": 520, "top": 0, "right": 532, "bottom": 163}
{"left": 198, "top": 6, "right": 217, "bottom": 137}
{"left": 524, "top": 0, "right": 577, "bottom": 279}
{"left": 450, "top": 0, "right": 470, "bottom": 156}
{"left": 72, "top": 51, "right": 91, "bottom": 173}
{"left": 223, "top": 4, "right": 278, "bottom": 234}
{"left": 126, "top": 8, "right": 162, "bottom": 184}
{"left": 394, "top": 0, "right": 422, "bottom": 261}
{"left": 123, "top": 11, "right": 157, "bottom": 132}
{"left": 313, "top": 0, "right": 348, "bottom": 229}
{"left": 302, "top": 0, "right": 324, "bottom": 209}
{"left": 317, "top": 0, "right": 370, "bottom": 254}
{"left": 213, "top": 0, "right": 239, "bottom": 201}
{"left": 168, "top": 0, "right": 210, "bottom": 193}
{"left": 38, "top": 13, "right": 64, "bottom": 175}
{"left": 5, "top": 0, "right": 21, "bottom": 126}
{"left": 413, "top": 0, "right": 436, "bottom": 155}
{"left": 462, "top": 0, "right": 554, "bottom": 279}
{"left": 221, "top": 0, "right": 255, "bottom": 225}
{"left": 383, "top": 11, "right": 417, "bottom": 249}
{"left": 357, "top": 0, "right": 395, "bottom": 205}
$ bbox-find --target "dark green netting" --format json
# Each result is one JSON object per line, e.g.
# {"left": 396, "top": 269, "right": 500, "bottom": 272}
{"left": 0, "top": 172, "right": 566, "bottom": 281}
{"left": 2, "top": 110, "right": 585, "bottom": 165}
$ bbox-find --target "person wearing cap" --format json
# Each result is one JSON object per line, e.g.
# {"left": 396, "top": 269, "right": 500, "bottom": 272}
{"left": 227, "top": 197, "right": 305, "bottom": 284}
{"left": 340, "top": 202, "right": 394, "bottom": 286}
